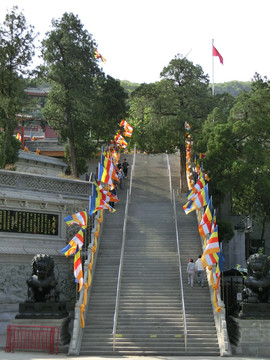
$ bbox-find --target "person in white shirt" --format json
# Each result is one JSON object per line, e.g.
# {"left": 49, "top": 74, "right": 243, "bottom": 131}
{"left": 195, "top": 255, "right": 205, "bottom": 287}
{"left": 118, "top": 169, "right": 125, "bottom": 189}
{"left": 186, "top": 259, "right": 195, "bottom": 287}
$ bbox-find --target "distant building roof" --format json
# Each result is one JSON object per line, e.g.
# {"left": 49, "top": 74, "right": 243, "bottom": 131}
{"left": 25, "top": 87, "right": 50, "bottom": 96}
{"left": 18, "top": 150, "right": 67, "bottom": 166}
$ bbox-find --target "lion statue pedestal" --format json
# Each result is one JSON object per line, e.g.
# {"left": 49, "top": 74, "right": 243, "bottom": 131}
{"left": 16, "top": 254, "right": 68, "bottom": 319}
{"left": 229, "top": 254, "right": 270, "bottom": 357}
{"left": 239, "top": 253, "right": 270, "bottom": 318}
{"left": 12, "top": 254, "right": 70, "bottom": 349}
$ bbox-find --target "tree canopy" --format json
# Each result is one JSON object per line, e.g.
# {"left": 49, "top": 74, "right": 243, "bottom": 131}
{"left": 41, "top": 12, "right": 101, "bottom": 177}
{"left": 0, "top": 6, "right": 36, "bottom": 168}
{"left": 128, "top": 55, "right": 212, "bottom": 191}
{"left": 0, "top": 7, "right": 268, "bottom": 240}
{"left": 41, "top": 12, "right": 128, "bottom": 177}
{"left": 193, "top": 74, "right": 270, "bottom": 239}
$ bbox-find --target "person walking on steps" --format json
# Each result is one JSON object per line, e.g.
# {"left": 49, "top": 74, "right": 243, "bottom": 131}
{"left": 186, "top": 259, "right": 195, "bottom": 287}
{"left": 117, "top": 161, "right": 122, "bottom": 171}
{"left": 195, "top": 255, "right": 205, "bottom": 287}
{"left": 122, "top": 158, "right": 129, "bottom": 178}
{"left": 109, "top": 184, "right": 117, "bottom": 208}
{"left": 118, "top": 168, "right": 124, "bottom": 189}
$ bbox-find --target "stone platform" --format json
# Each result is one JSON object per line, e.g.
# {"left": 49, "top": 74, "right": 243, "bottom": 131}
{"left": 10, "top": 316, "right": 71, "bottom": 349}
{"left": 15, "top": 302, "right": 68, "bottom": 319}
{"left": 229, "top": 316, "right": 270, "bottom": 357}
{"left": 239, "top": 302, "right": 270, "bottom": 318}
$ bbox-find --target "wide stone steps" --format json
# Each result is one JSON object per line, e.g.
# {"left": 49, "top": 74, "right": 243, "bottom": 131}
{"left": 80, "top": 154, "right": 220, "bottom": 356}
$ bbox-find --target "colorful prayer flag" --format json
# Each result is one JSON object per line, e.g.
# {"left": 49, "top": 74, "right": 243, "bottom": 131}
{"left": 201, "top": 225, "right": 220, "bottom": 268}
{"left": 123, "top": 129, "right": 133, "bottom": 138}
{"left": 64, "top": 211, "right": 87, "bottom": 230}
{"left": 114, "top": 132, "right": 124, "bottom": 145}
{"left": 98, "top": 162, "right": 119, "bottom": 185}
{"left": 198, "top": 197, "right": 213, "bottom": 237}
{"left": 194, "top": 184, "right": 209, "bottom": 208}
{"left": 211, "top": 209, "right": 217, "bottom": 232}
{"left": 120, "top": 119, "right": 133, "bottom": 134}
{"left": 184, "top": 121, "right": 191, "bottom": 131}
{"left": 61, "top": 229, "right": 84, "bottom": 256}
{"left": 94, "top": 49, "right": 106, "bottom": 63}
{"left": 101, "top": 154, "right": 119, "bottom": 181}
{"left": 118, "top": 138, "right": 127, "bottom": 148}
{"left": 89, "top": 195, "right": 116, "bottom": 215}
{"left": 74, "top": 248, "right": 84, "bottom": 291}
{"left": 183, "top": 198, "right": 194, "bottom": 215}
{"left": 187, "top": 174, "right": 206, "bottom": 199}
{"left": 183, "top": 184, "right": 209, "bottom": 214}
{"left": 94, "top": 179, "right": 120, "bottom": 202}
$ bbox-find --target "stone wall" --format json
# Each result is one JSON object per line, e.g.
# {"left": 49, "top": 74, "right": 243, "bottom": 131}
{"left": 222, "top": 230, "right": 246, "bottom": 270}
{"left": 0, "top": 169, "right": 92, "bottom": 348}
{"left": 220, "top": 194, "right": 270, "bottom": 258}
{"left": 16, "top": 150, "right": 68, "bottom": 176}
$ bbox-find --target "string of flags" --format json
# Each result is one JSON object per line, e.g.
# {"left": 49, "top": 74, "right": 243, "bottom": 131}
{"left": 184, "top": 121, "right": 224, "bottom": 313}
{"left": 94, "top": 49, "right": 106, "bottom": 63}
{"left": 61, "top": 211, "right": 87, "bottom": 291}
{"left": 61, "top": 119, "right": 133, "bottom": 291}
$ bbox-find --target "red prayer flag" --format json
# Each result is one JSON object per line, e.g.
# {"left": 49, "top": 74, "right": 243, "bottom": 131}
{"left": 213, "top": 46, "right": 223, "bottom": 64}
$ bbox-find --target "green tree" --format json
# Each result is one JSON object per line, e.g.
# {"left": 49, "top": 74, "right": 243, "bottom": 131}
{"left": 128, "top": 83, "right": 169, "bottom": 153}
{"left": 228, "top": 76, "right": 270, "bottom": 239}
{"left": 0, "top": 6, "right": 36, "bottom": 167}
{"left": 200, "top": 74, "right": 270, "bottom": 239}
{"left": 129, "top": 55, "right": 212, "bottom": 192}
{"left": 214, "top": 81, "right": 251, "bottom": 97}
{"left": 91, "top": 75, "right": 128, "bottom": 146}
{"left": 193, "top": 92, "right": 235, "bottom": 165}
{"left": 41, "top": 12, "right": 102, "bottom": 177}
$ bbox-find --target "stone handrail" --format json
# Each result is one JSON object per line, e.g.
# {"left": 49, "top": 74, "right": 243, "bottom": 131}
{"left": 0, "top": 169, "right": 91, "bottom": 198}
{"left": 185, "top": 168, "right": 231, "bottom": 356}
{"left": 182, "top": 156, "right": 232, "bottom": 356}
{"left": 68, "top": 210, "right": 103, "bottom": 356}
{"left": 112, "top": 147, "right": 136, "bottom": 350}
{"left": 172, "top": 189, "right": 188, "bottom": 350}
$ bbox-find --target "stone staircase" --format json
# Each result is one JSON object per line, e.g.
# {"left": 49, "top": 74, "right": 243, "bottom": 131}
{"left": 79, "top": 173, "right": 128, "bottom": 354}
{"left": 177, "top": 193, "right": 219, "bottom": 354}
{"left": 80, "top": 153, "right": 220, "bottom": 356}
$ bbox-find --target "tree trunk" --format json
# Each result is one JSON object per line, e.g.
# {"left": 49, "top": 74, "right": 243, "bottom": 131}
{"left": 261, "top": 216, "right": 266, "bottom": 241}
{"left": 66, "top": 111, "right": 79, "bottom": 178}
{"left": 69, "top": 139, "right": 79, "bottom": 178}
{"left": 179, "top": 145, "right": 189, "bottom": 193}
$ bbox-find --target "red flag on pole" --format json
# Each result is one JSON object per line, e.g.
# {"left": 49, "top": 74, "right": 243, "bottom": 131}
{"left": 213, "top": 46, "right": 223, "bottom": 64}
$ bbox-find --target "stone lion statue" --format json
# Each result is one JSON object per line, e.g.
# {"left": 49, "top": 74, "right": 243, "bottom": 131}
{"left": 26, "top": 254, "right": 59, "bottom": 303}
{"left": 242, "top": 253, "right": 270, "bottom": 303}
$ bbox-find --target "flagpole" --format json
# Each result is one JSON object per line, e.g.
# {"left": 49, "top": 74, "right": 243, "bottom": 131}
{"left": 212, "top": 39, "right": 215, "bottom": 95}
{"left": 101, "top": 145, "right": 103, "bottom": 162}
{"left": 219, "top": 241, "right": 223, "bottom": 294}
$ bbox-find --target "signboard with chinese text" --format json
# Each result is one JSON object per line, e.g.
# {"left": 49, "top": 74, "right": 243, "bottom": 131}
{"left": 0, "top": 210, "right": 58, "bottom": 235}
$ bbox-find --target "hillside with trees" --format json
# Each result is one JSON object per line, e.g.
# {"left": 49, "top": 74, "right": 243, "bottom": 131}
{"left": 121, "top": 80, "right": 252, "bottom": 97}
{"left": 214, "top": 81, "right": 251, "bottom": 96}
{"left": 120, "top": 80, "right": 140, "bottom": 95}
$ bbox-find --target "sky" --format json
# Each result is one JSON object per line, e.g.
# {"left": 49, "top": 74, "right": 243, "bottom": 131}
{"left": 0, "top": 0, "right": 269, "bottom": 85}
